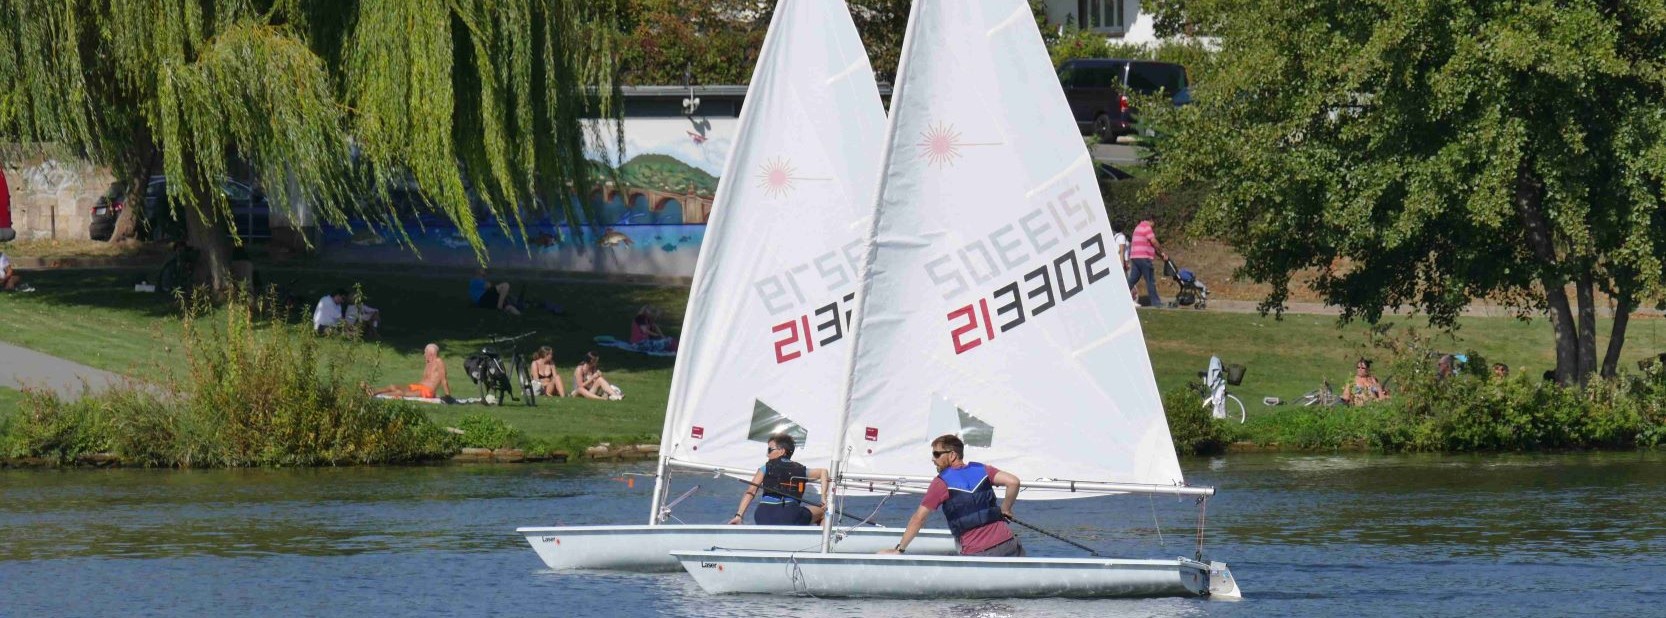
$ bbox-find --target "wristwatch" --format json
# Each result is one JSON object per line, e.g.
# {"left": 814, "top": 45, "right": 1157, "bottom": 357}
{"left": 893, "top": 544, "right": 906, "bottom": 553}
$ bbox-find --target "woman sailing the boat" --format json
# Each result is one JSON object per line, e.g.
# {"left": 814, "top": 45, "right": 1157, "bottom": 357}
{"left": 727, "top": 434, "right": 829, "bottom": 526}
{"left": 881, "top": 434, "right": 1026, "bottom": 557}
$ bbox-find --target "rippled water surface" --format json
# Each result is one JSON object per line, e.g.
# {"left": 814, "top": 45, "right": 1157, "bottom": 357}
{"left": 3, "top": 452, "right": 1663, "bottom": 616}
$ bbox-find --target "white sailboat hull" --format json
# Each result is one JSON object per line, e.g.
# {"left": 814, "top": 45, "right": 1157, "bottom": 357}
{"left": 671, "top": 549, "right": 1228, "bottom": 599}
{"left": 516, "top": 525, "right": 957, "bottom": 572}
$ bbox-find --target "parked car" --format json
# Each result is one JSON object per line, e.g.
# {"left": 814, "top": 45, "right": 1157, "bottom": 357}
{"left": 1058, "top": 59, "right": 1191, "bottom": 140}
{"left": 89, "top": 176, "right": 269, "bottom": 242}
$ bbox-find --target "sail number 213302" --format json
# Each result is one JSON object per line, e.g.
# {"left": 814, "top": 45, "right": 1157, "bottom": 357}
{"left": 948, "top": 233, "right": 1111, "bottom": 354}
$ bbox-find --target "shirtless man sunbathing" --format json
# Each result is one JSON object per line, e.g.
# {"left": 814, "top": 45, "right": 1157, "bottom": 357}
{"left": 370, "top": 343, "right": 451, "bottom": 399}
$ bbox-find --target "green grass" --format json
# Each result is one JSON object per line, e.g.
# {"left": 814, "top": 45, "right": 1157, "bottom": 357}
{"left": 0, "top": 387, "right": 21, "bottom": 423}
{"left": 5, "top": 269, "right": 1666, "bottom": 449}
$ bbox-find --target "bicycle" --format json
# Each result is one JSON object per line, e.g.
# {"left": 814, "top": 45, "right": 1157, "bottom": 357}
{"left": 466, "top": 331, "right": 539, "bottom": 407}
{"left": 1198, "top": 356, "right": 1246, "bottom": 423}
{"left": 157, "top": 243, "right": 198, "bottom": 296}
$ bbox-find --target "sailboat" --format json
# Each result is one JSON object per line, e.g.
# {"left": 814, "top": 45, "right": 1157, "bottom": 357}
{"left": 517, "top": 0, "right": 954, "bottom": 572}
{"left": 671, "top": 0, "right": 1240, "bottom": 598}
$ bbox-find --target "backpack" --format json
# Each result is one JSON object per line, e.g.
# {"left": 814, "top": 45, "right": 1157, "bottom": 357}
{"left": 464, "top": 353, "right": 499, "bottom": 384}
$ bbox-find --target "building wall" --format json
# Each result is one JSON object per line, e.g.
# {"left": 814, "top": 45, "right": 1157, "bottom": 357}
{"left": 317, "top": 110, "right": 744, "bottom": 279}
{"left": 2, "top": 159, "right": 112, "bottom": 241}
{"left": 1043, "top": 0, "right": 1142, "bottom": 35}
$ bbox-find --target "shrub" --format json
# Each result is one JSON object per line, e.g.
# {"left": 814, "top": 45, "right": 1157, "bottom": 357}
{"left": 456, "top": 414, "right": 524, "bottom": 449}
{"left": 1163, "top": 385, "right": 1228, "bottom": 456}
{"left": 3, "top": 289, "right": 455, "bottom": 467}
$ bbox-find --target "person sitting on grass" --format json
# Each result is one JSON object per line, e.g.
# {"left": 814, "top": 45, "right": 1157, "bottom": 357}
{"left": 529, "top": 345, "right": 566, "bottom": 398}
{"left": 370, "top": 343, "right": 451, "bottom": 400}
{"left": 314, "top": 288, "right": 381, "bottom": 338}
{"left": 468, "top": 268, "right": 521, "bottom": 316}
{"left": 1491, "top": 362, "right": 1509, "bottom": 380}
{"left": 630, "top": 305, "right": 678, "bottom": 352}
{"left": 1341, "top": 358, "right": 1388, "bottom": 405}
{"left": 572, "top": 351, "right": 623, "bottom": 400}
{"left": 0, "top": 251, "right": 34, "bottom": 293}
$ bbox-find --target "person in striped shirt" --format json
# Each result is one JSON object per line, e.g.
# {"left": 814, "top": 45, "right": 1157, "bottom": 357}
{"left": 1125, "top": 219, "right": 1166, "bottom": 306}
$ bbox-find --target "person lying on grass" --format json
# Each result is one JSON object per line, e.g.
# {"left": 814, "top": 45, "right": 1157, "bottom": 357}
{"left": 369, "top": 343, "right": 452, "bottom": 399}
{"left": 468, "top": 268, "right": 521, "bottom": 316}
{"left": 572, "top": 351, "right": 622, "bottom": 400}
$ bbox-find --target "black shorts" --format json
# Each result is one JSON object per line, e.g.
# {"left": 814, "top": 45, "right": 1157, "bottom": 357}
{"left": 753, "top": 502, "right": 813, "bottom": 526}
{"left": 477, "top": 286, "right": 500, "bottom": 309}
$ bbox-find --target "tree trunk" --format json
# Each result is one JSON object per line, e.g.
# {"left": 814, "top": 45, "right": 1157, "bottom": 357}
{"left": 1601, "top": 293, "right": 1633, "bottom": 378}
{"left": 1513, "top": 163, "right": 1578, "bottom": 385}
{"left": 109, "top": 137, "right": 159, "bottom": 243}
{"left": 1575, "top": 272, "right": 1598, "bottom": 384}
{"left": 184, "top": 191, "right": 233, "bottom": 293}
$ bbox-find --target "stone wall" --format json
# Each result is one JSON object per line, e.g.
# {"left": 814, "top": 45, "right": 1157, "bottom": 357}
{"left": 2, "top": 159, "right": 114, "bottom": 241}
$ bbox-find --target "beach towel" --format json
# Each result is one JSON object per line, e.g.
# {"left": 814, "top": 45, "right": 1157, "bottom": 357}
{"left": 593, "top": 335, "right": 676, "bottom": 357}
{"left": 374, "top": 393, "right": 482, "bottom": 405}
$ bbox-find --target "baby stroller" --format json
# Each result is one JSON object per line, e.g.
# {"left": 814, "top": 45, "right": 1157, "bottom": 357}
{"left": 1162, "top": 258, "right": 1209, "bottom": 309}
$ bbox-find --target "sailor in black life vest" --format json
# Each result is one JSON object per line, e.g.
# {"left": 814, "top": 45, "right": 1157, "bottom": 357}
{"left": 879, "top": 434, "right": 1026, "bottom": 557}
{"left": 727, "top": 433, "right": 829, "bottom": 526}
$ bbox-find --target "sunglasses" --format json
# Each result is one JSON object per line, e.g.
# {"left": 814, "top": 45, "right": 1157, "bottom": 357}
{"left": 931, "top": 450, "right": 953, "bottom": 459}
{"left": 766, "top": 445, "right": 783, "bottom": 455}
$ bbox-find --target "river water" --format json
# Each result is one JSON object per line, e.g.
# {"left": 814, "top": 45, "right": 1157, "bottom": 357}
{"left": 2, "top": 452, "right": 1662, "bottom": 617}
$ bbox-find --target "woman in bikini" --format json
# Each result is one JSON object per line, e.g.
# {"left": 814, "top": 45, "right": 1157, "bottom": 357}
{"left": 529, "top": 346, "right": 565, "bottom": 398}
{"left": 1341, "top": 358, "right": 1388, "bottom": 405}
{"left": 573, "top": 351, "right": 623, "bottom": 400}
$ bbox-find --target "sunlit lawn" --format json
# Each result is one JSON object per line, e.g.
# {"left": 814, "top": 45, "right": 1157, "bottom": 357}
{"left": 4, "top": 268, "right": 1665, "bottom": 445}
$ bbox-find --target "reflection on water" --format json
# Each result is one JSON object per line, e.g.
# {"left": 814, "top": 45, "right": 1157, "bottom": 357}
{"left": 2, "top": 453, "right": 1662, "bottom": 616}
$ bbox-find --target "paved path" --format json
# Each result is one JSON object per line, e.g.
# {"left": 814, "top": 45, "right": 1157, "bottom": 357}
{"left": 0, "top": 340, "right": 126, "bottom": 401}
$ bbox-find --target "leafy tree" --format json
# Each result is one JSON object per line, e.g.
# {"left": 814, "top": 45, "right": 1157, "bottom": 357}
{"left": 614, "top": 0, "right": 772, "bottom": 86}
{"left": 0, "top": 0, "right": 621, "bottom": 287}
{"left": 1149, "top": 0, "right": 1666, "bottom": 384}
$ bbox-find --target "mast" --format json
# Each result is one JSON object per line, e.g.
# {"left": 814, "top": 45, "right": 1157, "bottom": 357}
{"left": 820, "top": 0, "right": 928, "bottom": 554}
{"left": 648, "top": 0, "right": 791, "bottom": 525}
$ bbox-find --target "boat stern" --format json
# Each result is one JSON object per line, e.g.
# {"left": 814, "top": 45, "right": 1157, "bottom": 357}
{"left": 1208, "top": 561, "right": 1242, "bottom": 600}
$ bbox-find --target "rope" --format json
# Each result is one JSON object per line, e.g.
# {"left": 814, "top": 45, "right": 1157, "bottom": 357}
{"left": 657, "top": 484, "right": 700, "bottom": 523}
{"left": 1194, "top": 495, "right": 1209, "bottom": 562}
{"left": 1148, "top": 493, "right": 1165, "bottom": 546}
{"left": 787, "top": 553, "right": 819, "bottom": 598}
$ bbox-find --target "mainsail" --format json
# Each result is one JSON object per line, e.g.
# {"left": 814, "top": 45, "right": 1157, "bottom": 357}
{"left": 657, "top": 0, "right": 887, "bottom": 484}
{"left": 833, "top": 0, "right": 1185, "bottom": 496}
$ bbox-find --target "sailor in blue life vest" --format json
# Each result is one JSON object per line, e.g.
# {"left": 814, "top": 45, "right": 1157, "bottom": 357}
{"left": 727, "top": 433, "right": 828, "bottom": 526}
{"left": 880, "top": 434, "right": 1026, "bottom": 557}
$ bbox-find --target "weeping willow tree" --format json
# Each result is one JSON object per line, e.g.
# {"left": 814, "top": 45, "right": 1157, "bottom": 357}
{"left": 0, "top": 0, "right": 620, "bottom": 287}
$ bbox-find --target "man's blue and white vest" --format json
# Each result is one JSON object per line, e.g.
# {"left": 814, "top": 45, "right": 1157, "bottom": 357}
{"left": 938, "top": 462, "right": 1003, "bottom": 538}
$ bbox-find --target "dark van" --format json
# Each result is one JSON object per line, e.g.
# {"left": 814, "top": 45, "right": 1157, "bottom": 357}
{"left": 1057, "top": 59, "right": 1190, "bottom": 140}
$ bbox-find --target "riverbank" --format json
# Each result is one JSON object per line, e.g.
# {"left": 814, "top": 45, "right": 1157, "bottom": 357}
{"left": 5, "top": 268, "right": 1666, "bottom": 461}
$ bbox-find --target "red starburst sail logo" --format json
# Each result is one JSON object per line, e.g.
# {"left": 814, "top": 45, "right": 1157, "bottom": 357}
{"left": 756, "top": 157, "right": 797, "bottom": 198}
{"left": 918, "top": 122, "right": 964, "bottom": 167}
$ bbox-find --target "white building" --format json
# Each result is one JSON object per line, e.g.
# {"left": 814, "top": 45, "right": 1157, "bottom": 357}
{"left": 1040, "top": 0, "right": 1159, "bottom": 44}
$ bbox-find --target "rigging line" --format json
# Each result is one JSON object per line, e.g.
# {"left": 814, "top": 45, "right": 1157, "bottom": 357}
{"left": 1148, "top": 493, "right": 1165, "bottom": 546}
{"left": 1005, "top": 515, "right": 1103, "bottom": 558}
{"left": 1194, "top": 495, "right": 1209, "bottom": 562}
{"left": 657, "top": 484, "right": 700, "bottom": 522}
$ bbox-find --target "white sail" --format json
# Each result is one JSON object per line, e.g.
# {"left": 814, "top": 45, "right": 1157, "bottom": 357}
{"left": 834, "top": 0, "right": 1185, "bottom": 496}
{"left": 659, "top": 0, "right": 887, "bottom": 478}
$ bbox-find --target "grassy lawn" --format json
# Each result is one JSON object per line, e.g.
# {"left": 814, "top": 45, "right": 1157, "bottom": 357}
{"left": 4, "top": 268, "right": 1666, "bottom": 447}
{"left": 0, "top": 387, "right": 21, "bottom": 423}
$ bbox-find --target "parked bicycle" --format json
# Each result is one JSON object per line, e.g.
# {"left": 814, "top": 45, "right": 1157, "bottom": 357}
{"left": 464, "top": 331, "right": 538, "bottom": 407}
{"left": 1198, "top": 356, "right": 1246, "bottom": 423}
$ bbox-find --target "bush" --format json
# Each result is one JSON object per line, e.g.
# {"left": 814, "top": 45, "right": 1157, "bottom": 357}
{"left": 456, "top": 414, "right": 524, "bottom": 449}
{"left": 2, "top": 289, "right": 455, "bottom": 467}
{"left": 1163, "top": 385, "right": 1228, "bottom": 456}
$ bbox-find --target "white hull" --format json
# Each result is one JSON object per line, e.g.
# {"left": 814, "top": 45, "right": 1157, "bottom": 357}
{"left": 672, "top": 549, "right": 1236, "bottom": 599}
{"left": 516, "top": 525, "right": 957, "bottom": 572}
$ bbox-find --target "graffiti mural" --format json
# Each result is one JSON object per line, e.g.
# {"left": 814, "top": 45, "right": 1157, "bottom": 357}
{"left": 320, "top": 115, "right": 738, "bottom": 278}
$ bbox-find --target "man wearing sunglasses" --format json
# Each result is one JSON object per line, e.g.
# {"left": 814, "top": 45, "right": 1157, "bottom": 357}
{"left": 880, "top": 434, "right": 1024, "bottom": 557}
{"left": 727, "top": 433, "right": 828, "bottom": 526}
